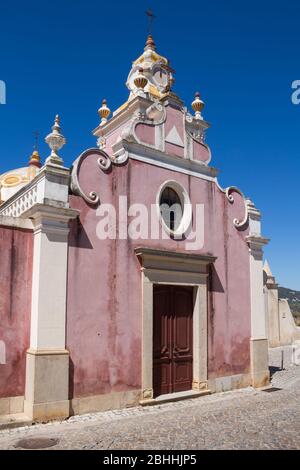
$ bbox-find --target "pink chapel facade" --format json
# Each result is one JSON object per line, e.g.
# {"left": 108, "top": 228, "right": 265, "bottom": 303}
{"left": 0, "top": 36, "right": 270, "bottom": 421}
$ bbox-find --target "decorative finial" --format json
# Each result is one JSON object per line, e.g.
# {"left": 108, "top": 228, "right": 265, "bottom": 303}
{"left": 144, "top": 34, "right": 156, "bottom": 51}
{"left": 45, "top": 114, "right": 66, "bottom": 166}
{"left": 98, "top": 99, "right": 111, "bottom": 126}
{"left": 144, "top": 10, "right": 156, "bottom": 51}
{"left": 134, "top": 68, "right": 148, "bottom": 91}
{"left": 29, "top": 130, "right": 41, "bottom": 168}
{"left": 29, "top": 150, "right": 41, "bottom": 168}
{"left": 192, "top": 92, "right": 205, "bottom": 120}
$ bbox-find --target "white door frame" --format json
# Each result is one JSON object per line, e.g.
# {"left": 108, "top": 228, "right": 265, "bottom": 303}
{"left": 135, "top": 248, "right": 216, "bottom": 401}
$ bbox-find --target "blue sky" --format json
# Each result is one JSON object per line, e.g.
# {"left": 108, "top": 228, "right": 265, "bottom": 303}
{"left": 0, "top": 0, "right": 299, "bottom": 289}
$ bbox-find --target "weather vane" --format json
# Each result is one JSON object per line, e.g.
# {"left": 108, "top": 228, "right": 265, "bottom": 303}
{"left": 33, "top": 130, "right": 39, "bottom": 150}
{"left": 145, "top": 9, "right": 156, "bottom": 35}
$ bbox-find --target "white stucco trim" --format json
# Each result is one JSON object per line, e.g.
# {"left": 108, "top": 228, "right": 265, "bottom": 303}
{"left": 0, "top": 164, "right": 70, "bottom": 218}
{"left": 127, "top": 141, "right": 218, "bottom": 182}
{"left": 27, "top": 205, "right": 79, "bottom": 350}
{"left": 247, "top": 237, "right": 269, "bottom": 339}
{"left": 0, "top": 215, "right": 33, "bottom": 230}
{"left": 23, "top": 203, "right": 79, "bottom": 421}
{"left": 246, "top": 203, "right": 270, "bottom": 388}
{"left": 129, "top": 151, "right": 216, "bottom": 181}
{"left": 156, "top": 180, "right": 192, "bottom": 237}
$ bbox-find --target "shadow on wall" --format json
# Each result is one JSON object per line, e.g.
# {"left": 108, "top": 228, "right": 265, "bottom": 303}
{"left": 68, "top": 217, "right": 93, "bottom": 250}
{"left": 69, "top": 357, "right": 74, "bottom": 400}
{"left": 209, "top": 265, "right": 224, "bottom": 293}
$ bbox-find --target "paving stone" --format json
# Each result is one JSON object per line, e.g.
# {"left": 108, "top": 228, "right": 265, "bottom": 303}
{"left": 0, "top": 346, "right": 299, "bottom": 450}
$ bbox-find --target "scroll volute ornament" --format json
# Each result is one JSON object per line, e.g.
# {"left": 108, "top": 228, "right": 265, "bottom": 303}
{"left": 225, "top": 186, "right": 249, "bottom": 228}
{"left": 70, "top": 148, "right": 110, "bottom": 205}
{"left": 70, "top": 147, "right": 129, "bottom": 206}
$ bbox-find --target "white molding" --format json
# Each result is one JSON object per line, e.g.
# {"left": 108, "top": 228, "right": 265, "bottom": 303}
{"left": 30, "top": 218, "right": 69, "bottom": 350}
{"left": 156, "top": 180, "right": 192, "bottom": 237}
{"left": 244, "top": 201, "right": 270, "bottom": 387}
{"left": 0, "top": 164, "right": 70, "bottom": 218}
{"left": 0, "top": 215, "right": 33, "bottom": 230}
{"left": 93, "top": 95, "right": 151, "bottom": 137}
{"left": 135, "top": 248, "right": 216, "bottom": 400}
{"left": 185, "top": 112, "right": 211, "bottom": 164}
{"left": 247, "top": 207, "right": 269, "bottom": 340}
{"left": 127, "top": 142, "right": 217, "bottom": 181}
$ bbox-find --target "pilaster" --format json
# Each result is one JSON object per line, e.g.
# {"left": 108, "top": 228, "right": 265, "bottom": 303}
{"left": 264, "top": 263, "right": 280, "bottom": 347}
{"left": 246, "top": 200, "right": 270, "bottom": 388}
{"left": 21, "top": 164, "right": 79, "bottom": 421}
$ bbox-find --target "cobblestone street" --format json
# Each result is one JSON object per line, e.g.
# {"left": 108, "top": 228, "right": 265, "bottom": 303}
{"left": 0, "top": 347, "right": 299, "bottom": 450}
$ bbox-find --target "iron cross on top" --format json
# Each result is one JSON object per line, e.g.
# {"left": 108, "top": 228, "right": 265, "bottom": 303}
{"left": 145, "top": 9, "right": 156, "bottom": 34}
{"left": 33, "top": 130, "right": 39, "bottom": 150}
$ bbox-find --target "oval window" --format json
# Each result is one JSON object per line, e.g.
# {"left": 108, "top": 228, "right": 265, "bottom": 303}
{"left": 157, "top": 181, "right": 192, "bottom": 237}
{"left": 159, "top": 187, "right": 183, "bottom": 232}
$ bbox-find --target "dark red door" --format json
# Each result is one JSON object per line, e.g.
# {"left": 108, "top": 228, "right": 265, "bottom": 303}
{"left": 153, "top": 285, "right": 193, "bottom": 397}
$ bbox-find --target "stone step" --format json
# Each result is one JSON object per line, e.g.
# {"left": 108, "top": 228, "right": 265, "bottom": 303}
{"left": 140, "top": 389, "right": 211, "bottom": 406}
{"left": 0, "top": 413, "right": 32, "bottom": 431}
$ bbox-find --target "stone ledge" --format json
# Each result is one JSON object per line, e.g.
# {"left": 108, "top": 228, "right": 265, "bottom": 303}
{"left": 208, "top": 373, "right": 251, "bottom": 394}
{"left": 0, "top": 413, "right": 32, "bottom": 431}
{"left": 70, "top": 390, "right": 141, "bottom": 416}
{"left": 140, "top": 389, "right": 211, "bottom": 406}
{"left": 24, "top": 399, "right": 69, "bottom": 422}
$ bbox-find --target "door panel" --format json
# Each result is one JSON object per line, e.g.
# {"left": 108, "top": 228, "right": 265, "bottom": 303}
{"left": 153, "top": 285, "right": 193, "bottom": 397}
{"left": 173, "top": 287, "right": 193, "bottom": 392}
{"left": 153, "top": 286, "right": 172, "bottom": 396}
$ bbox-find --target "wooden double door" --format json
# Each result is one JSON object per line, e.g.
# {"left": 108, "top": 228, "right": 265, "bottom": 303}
{"left": 153, "top": 285, "right": 193, "bottom": 397}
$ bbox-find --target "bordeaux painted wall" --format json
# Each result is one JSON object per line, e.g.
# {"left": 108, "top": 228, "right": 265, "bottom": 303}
{"left": 0, "top": 226, "right": 33, "bottom": 398}
{"left": 67, "top": 153, "right": 251, "bottom": 399}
